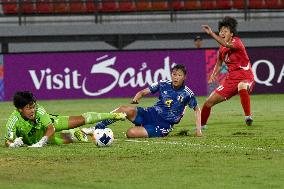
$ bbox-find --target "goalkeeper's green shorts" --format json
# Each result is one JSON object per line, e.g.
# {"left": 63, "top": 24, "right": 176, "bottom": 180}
{"left": 49, "top": 115, "right": 69, "bottom": 131}
{"left": 49, "top": 115, "right": 69, "bottom": 145}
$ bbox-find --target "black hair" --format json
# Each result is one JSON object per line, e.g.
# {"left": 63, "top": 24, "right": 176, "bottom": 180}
{"left": 218, "top": 16, "right": 238, "bottom": 36}
{"left": 194, "top": 35, "right": 202, "bottom": 41}
{"left": 13, "top": 91, "right": 36, "bottom": 109}
{"left": 172, "top": 64, "right": 187, "bottom": 75}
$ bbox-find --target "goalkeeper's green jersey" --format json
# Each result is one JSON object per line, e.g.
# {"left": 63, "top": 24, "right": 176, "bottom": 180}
{"left": 5, "top": 104, "right": 52, "bottom": 145}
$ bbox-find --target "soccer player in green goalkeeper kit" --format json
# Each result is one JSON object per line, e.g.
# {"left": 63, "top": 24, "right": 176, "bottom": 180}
{"left": 4, "top": 91, "right": 126, "bottom": 148}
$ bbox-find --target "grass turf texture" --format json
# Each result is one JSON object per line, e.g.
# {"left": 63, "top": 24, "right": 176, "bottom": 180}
{"left": 0, "top": 94, "right": 283, "bottom": 189}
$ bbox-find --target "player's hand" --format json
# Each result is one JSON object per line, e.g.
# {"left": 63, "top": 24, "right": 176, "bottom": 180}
{"left": 208, "top": 74, "right": 217, "bottom": 83}
{"left": 29, "top": 142, "right": 44, "bottom": 148}
{"left": 28, "top": 136, "right": 48, "bottom": 148}
{"left": 202, "top": 25, "right": 213, "bottom": 35}
{"left": 9, "top": 137, "right": 24, "bottom": 148}
{"left": 131, "top": 100, "right": 139, "bottom": 104}
{"left": 14, "top": 137, "right": 24, "bottom": 146}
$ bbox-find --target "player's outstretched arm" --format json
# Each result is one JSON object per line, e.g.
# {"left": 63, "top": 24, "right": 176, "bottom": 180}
{"left": 193, "top": 106, "right": 202, "bottom": 137}
{"left": 29, "top": 124, "right": 55, "bottom": 148}
{"left": 131, "top": 88, "right": 151, "bottom": 104}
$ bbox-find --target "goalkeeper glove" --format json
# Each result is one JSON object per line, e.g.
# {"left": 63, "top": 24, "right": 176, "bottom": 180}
{"left": 29, "top": 136, "right": 48, "bottom": 148}
{"left": 9, "top": 137, "right": 24, "bottom": 148}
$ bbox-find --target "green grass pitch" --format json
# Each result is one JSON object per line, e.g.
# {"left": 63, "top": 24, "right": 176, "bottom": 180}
{"left": 0, "top": 94, "right": 283, "bottom": 189}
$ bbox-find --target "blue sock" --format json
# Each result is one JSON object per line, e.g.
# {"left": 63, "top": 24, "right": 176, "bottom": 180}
{"left": 95, "top": 119, "right": 117, "bottom": 129}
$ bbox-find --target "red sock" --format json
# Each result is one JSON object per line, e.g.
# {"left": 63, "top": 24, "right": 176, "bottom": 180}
{"left": 201, "top": 105, "right": 211, "bottom": 126}
{"left": 239, "top": 89, "right": 251, "bottom": 116}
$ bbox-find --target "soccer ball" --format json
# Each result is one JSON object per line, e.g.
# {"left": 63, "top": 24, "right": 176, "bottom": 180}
{"left": 94, "top": 128, "right": 114, "bottom": 147}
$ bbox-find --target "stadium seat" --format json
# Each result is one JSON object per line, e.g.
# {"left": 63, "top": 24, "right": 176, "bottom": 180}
{"left": 152, "top": 0, "right": 169, "bottom": 11}
{"left": 21, "top": 0, "right": 35, "bottom": 14}
{"left": 136, "top": 0, "right": 152, "bottom": 11}
{"left": 184, "top": 0, "right": 201, "bottom": 10}
{"left": 266, "top": 0, "right": 284, "bottom": 9}
{"left": 119, "top": 0, "right": 136, "bottom": 12}
{"left": 231, "top": 0, "right": 245, "bottom": 9}
{"left": 2, "top": 0, "right": 18, "bottom": 14}
{"left": 170, "top": 0, "right": 184, "bottom": 11}
{"left": 86, "top": 0, "right": 97, "bottom": 13}
{"left": 36, "top": 0, "right": 54, "bottom": 14}
{"left": 100, "top": 1, "right": 118, "bottom": 12}
{"left": 248, "top": 0, "right": 266, "bottom": 9}
{"left": 70, "top": 0, "right": 86, "bottom": 13}
{"left": 215, "top": 0, "right": 232, "bottom": 9}
{"left": 200, "top": 0, "right": 216, "bottom": 10}
{"left": 53, "top": 0, "right": 70, "bottom": 13}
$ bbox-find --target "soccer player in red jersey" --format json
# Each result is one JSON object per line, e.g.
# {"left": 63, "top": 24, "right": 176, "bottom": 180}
{"left": 201, "top": 16, "right": 255, "bottom": 128}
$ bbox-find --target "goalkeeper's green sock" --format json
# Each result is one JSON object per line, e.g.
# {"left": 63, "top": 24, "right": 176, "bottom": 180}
{"left": 82, "top": 112, "right": 126, "bottom": 124}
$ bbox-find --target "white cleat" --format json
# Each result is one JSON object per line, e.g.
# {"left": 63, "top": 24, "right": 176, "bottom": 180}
{"left": 81, "top": 127, "right": 96, "bottom": 135}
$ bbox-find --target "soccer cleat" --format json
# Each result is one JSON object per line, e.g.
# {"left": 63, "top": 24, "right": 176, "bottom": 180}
{"left": 74, "top": 129, "right": 88, "bottom": 142}
{"left": 81, "top": 127, "right": 96, "bottom": 135}
{"left": 201, "top": 125, "right": 207, "bottom": 130}
{"left": 192, "top": 125, "right": 207, "bottom": 132}
{"left": 113, "top": 112, "right": 127, "bottom": 121}
{"left": 245, "top": 116, "right": 253, "bottom": 126}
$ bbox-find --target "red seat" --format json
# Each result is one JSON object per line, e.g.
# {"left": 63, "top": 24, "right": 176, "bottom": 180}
{"left": 21, "top": 0, "right": 35, "bottom": 14}
{"left": 100, "top": 1, "right": 118, "bottom": 12}
{"left": 170, "top": 0, "right": 184, "bottom": 10}
{"left": 266, "top": 0, "right": 284, "bottom": 9}
{"left": 53, "top": 0, "right": 69, "bottom": 13}
{"left": 119, "top": 1, "right": 136, "bottom": 12}
{"left": 184, "top": 0, "right": 201, "bottom": 10}
{"left": 232, "top": 0, "right": 245, "bottom": 9}
{"left": 248, "top": 0, "right": 266, "bottom": 9}
{"left": 136, "top": 0, "right": 152, "bottom": 11}
{"left": 86, "top": 0, "right": 97, "bottom": 13}
{"left": 216, "top": 0, "right": 232, "bottom": 9}
{"left": 36, "top": 0, "right": 53, "bottom": 14}
{"left": 2, "top": 0, "right": 18, "bottom": 14}
{"left": 152, "top": 1, "right": 169, "bottom": 11}
{"left": 200, "top": 0, "right": 216, "bottom": 10}
{"left": 70, "top": 0, "right": 86, "bottom": 13}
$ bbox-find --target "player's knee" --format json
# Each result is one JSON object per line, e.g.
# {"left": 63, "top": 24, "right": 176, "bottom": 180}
{"left": 238, "top": 82, "right": 248, "bottom": 90}
{"left": 117, "top": 105, "right": 131, "bottom": 113}
{"left": 126, "top": 128, "right": 136, "bottom": 138}
{"left": 204, "top": 100, "right": 213, "bottom": 108}
{"left": 117, "top": 106, "right": 136, "bottom": 118}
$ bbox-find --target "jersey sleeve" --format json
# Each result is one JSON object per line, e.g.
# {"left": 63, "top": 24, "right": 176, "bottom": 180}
{"left": 188, "top": 96, "right": 198, "bottom": 109}
{"left": 231, "top": 37, "right": 243, "bottom": 50}
{"left": 148, "top": 81, "right": 160, "bottom": 94}
{"left": 36, "top": 105, "right": 52, "bottom": 127}
{"left": 4, "top": 113, "right": 18, "bottom": 141}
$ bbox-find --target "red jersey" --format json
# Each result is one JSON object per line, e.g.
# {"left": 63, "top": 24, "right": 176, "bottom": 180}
{"left": 218, "top": 37, "right": 254, "bottom": 80}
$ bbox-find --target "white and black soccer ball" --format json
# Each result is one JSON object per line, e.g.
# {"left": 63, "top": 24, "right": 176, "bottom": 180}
{"left": 94, "top": 128, "right": 114, "bottom": 147}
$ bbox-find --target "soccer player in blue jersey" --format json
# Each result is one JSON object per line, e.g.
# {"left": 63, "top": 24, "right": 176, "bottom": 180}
{"left": 82, "top": 64, "right": 202, "bottom": 138}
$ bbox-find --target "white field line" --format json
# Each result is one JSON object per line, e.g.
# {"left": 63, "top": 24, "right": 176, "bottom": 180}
{"left": 122, "top": 139, "right": 283, "bottom": 153}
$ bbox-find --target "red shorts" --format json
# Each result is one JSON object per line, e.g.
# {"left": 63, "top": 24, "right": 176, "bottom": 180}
{"left": 214, "top": 71, "right": 255, "bottom": 99}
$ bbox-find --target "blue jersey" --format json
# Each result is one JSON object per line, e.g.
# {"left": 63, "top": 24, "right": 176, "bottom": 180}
{"left": 149, "top": 80, "right": 197, "bottom": 124}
